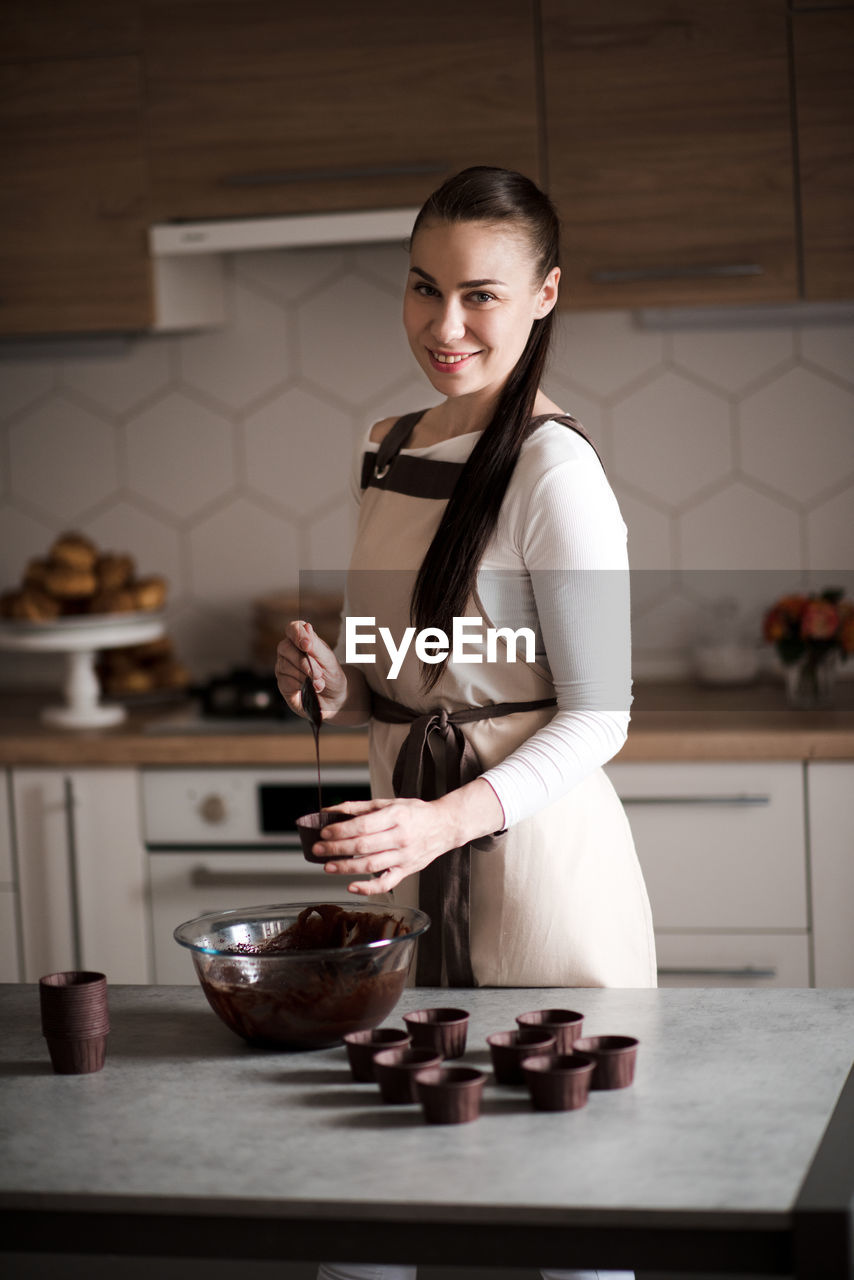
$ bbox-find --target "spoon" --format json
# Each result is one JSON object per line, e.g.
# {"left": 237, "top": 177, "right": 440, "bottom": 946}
{"left": 301, "top": 657, "right": 324, "bottom": 815}
{"left": 300, "top": 666, "right": 323, "bottom": 731}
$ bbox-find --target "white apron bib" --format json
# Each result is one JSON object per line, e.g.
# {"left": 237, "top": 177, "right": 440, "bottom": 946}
{"left": 345, "top": 411, "right": 656, "bottom": 989}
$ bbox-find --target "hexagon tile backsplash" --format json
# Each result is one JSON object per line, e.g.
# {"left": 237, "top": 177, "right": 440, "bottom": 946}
{"left": 1, "top": 244, "right": 852, "bottom": 688}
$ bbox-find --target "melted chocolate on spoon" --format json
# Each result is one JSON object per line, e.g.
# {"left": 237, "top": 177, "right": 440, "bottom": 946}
{"left": 301, "top": 665, "right": 323, "bottom": 814}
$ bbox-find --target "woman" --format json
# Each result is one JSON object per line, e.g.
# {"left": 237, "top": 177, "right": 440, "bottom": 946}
{"left": 276, "top": 165, "right": 655, "bottom": 996}
{"left": 277, "top": 166, "right": 649, "bottom": 1280}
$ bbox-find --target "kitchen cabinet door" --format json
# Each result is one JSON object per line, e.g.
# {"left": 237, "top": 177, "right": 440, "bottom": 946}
{"left": 142, "top": 0, "right": 540, "bottom": 220}
{"left": 808, "top": 762, "right": 854, "bottom": 987}
{"left": 0, "top": 771, "right": 21, "bottom": 982}
{"left": 0, "top": 0, "right": 140, "bottom": 61}
{"left": 605, "top": 761, "right": 810, "bottom": 987}
{"left": 792, "top": 8, "right": 854, "bottom": 298}
{"left": 0, "top": 55, "right": 153, "bottom": 336}
{"left": 13, "top": 769, "right": 151, "bottom": 983}
{"left": 541, "top": 0, "right": 798, "bottom": 309}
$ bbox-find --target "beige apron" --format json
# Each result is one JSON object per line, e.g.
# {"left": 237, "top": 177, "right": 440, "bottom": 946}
{"left": 346, "top": 411, "right": 657, "bottom": 989}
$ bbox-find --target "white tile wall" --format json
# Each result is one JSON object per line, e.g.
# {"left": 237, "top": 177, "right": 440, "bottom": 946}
{"left": 1, "top": 245, "right": 852, "bottom": 686}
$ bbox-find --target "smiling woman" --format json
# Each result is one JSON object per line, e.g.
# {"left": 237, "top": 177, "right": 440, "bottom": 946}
{"left": 275, "top": 162, "right": 650, "bottom": 1280}
{"left": 275, "top": 164, "right": 654, "bottom": 989}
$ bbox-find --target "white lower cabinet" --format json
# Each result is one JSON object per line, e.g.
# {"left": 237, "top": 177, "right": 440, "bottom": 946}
{"left": 605, "top": 761, "right": 811, "bottom": 988}
{"left": 6, "top": 758, "right": 850, "bottom": 989}
{"left": 0, "top": 771, "right": 21, "bottom": 980}
{"left": 808, "top": 762, "right": 854, "bottom": 987}
{"left": 12, "top": 768, "right": 151, "bottom": 983}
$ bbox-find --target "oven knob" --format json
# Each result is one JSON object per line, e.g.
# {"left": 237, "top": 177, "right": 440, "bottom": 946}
{"left": 198, "top": 793, "right": 227, "bottom": 825}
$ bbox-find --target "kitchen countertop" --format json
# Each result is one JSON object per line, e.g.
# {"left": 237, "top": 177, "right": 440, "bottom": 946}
{"left": 1, "top": 984, "right": 852, "bottom": 1277}
{"left": 0, "top": 679, "right": 853, "bottom": 766}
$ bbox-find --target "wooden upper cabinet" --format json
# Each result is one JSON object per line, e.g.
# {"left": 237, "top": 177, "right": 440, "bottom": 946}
{"left": 0, "top": 56, "right": 153, "bottom": 335}
{"left": 0, "top": 1, "right": 141, "bottom": 61}
{"left": 541, "top": 0, "right": 799, "bottom": 309}
{"left": 792, "top": 8, "right": 854, "bottom": 299}
{"left": 141, "top": 0, "right": 540, "bottom": 221}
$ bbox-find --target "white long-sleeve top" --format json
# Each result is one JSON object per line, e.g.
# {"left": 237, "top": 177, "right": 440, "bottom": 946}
{"left": 346, "top": 418, "right": 632, "bottom": 828}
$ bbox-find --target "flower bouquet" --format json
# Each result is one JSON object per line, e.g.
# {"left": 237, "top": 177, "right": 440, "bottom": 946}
{"left": 762, "top": 587, "right": 854, "bottom": 708}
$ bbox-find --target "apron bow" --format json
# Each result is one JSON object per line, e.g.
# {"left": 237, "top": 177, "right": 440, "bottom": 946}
{"left": 372, "top": 692, "right": 556, "bottom": 988}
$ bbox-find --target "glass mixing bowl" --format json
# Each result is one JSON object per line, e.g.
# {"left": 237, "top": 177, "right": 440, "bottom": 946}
{"left": 174, "top": 901, "right": 429, "bottom": 1049}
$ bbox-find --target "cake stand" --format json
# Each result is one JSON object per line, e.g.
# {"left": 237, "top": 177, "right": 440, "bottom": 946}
{"left": 0, "top": 613, "right": 166, "bottom": 728}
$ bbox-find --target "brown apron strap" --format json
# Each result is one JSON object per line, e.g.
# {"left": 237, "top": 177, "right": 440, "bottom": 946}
{"left": 362, "top": 412, "right": 605, "bottom": 495}
{"left": 528, "top": 413, "right": 606, "bottom": 471}
{"left": 371, "top": 410, "right": 428, "bottom": 478}
{"left": 371, "top": 692, "right": 558, "bottom": 987}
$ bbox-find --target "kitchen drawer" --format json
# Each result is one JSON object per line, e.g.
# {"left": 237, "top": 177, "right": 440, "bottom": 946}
{"left": 655, "top": 932, "right": 810, "bottom": 988}
{"left": 0, "top": 890, "right": 21, "bottom": 981}
{"left": 0, "top": 769, "right": 13, "bottom": 882}
{"left": 604, "top": 762, "right": 807, "bottom": 930}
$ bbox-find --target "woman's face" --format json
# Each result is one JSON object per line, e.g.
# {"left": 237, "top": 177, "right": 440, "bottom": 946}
{"left": 403, "top": 219, "right": 559, "bottom": 409}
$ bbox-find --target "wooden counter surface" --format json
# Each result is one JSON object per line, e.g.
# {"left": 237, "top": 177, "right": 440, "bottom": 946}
{"left": 0, "top": 681, "right": 852, "bottom": 766}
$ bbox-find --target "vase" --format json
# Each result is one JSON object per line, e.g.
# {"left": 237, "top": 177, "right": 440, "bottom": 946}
{"left": 783, "top": 654, "right": 838, "bottom": 709}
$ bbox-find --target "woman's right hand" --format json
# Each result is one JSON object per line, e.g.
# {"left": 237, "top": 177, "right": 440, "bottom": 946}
{"left": 275, "top": 620, "right": 348, "bottom": 721}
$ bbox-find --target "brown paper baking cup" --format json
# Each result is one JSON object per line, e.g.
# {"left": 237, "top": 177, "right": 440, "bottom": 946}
{"left": 39, "top": 971, "right": 108, "bottom": 1037}
{"left": 344, "top": 1028, "right": 412, "bottom": 1082}
{"left": 522, "top": 1052, "right": 596, "bottom": 1111}
{"left": 372, "top": 1047, "right": 442, "bottom": 1104}
{"left": 45, "top": 1034, "right": 107, "bottom": 1075}
{"left": 487, "top": 1029, "right": 557, "bottom": 1085}
{"left": 296, "top": 810, "right": 356, "bottom": 862}
{"left": 403, "top": 1007, "right": 469, "bottom": 1059}
{"left": 516, "top": 1008, "right": 584, "bottom": 1053}
{"left": 573, "top": 1035, "right": 639, "bottom": 1089}
{"left": 415, "top": 1066, "right": 486, "bottom": 1124}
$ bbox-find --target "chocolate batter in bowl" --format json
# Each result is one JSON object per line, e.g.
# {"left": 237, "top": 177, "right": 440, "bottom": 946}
{"left": 174, "top": 902, "right": 429, "bottom": 1049}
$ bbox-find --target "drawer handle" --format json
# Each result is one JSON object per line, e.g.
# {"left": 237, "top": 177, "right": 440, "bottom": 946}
{"left": 190, "top": 866, "right": 313, "bottom": 888}
{"left": 620, "top": 794, "right": 770, "bottom": 806}
{"left": 589, "top": 263, "right": 763, "bottom": 283}
{"left": 658, "top": 965, "right": 778, "bottom": 980}
{"left": 222, "top": 163, "right": 447, "bottom": 187}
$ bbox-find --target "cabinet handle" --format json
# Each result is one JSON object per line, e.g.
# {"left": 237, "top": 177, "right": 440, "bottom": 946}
{"left": 620, "top": 794, "right": 770, "bottom": 806}
{"left": 658, "top": 965, "right": 778, "bottom": 980}
{"left": 589, "top": 263, "right": 763, "bottom": 283}
{"left": 63, "top": 777, "right": 83, "bottom": 971}
{"left": 222, "top": 163, "right": 447, "bottom": 187}
{"left": 190, "top": 866, "right": 314, "bottom": 888}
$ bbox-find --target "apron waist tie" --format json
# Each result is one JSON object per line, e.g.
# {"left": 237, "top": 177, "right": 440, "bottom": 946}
{"left": 370, "top": 692, "right": 557, "bottom": 988}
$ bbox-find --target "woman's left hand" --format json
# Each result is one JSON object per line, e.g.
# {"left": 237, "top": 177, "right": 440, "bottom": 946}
{"left": 313, "top": 798, "right": 457, "bottom": 896}
{"left": 313, "top": 778, "right": 505, "bottom": 897}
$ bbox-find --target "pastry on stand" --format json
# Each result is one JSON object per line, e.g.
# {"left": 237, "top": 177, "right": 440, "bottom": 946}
{"left": 0, "top": 530, "right": 179, "bottom": 728}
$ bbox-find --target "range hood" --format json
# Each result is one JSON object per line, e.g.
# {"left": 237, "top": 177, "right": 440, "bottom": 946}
{"left": 149, "top": 207, "right": 419, "bottom": 331}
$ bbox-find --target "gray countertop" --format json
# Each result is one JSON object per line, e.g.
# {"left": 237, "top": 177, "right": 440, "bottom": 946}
{"left": 1, "top": 984, "right": 853, "bottom": 1276}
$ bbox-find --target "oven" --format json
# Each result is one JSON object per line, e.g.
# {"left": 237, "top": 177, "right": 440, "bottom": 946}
{"left": 142, "top": 765, "right": 372, "bottom": 983}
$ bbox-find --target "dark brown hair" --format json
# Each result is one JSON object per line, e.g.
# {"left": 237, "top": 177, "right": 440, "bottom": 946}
{"left": 409, "top": 166, "right": 560, "bottom": 689}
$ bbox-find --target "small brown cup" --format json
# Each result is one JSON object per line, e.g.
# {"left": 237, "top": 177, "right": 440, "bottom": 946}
{"left": 296, "top": 810, "right": 356, "bottom": 863}
{"left": 573, "top": 1035, "right": 639, "bottom": 1090}
{"left": 372, "top": 1047, "right": 442, "bottom": 1104}
{"left": 487, "top": 1029, "right": 557, "bottom": 1085}
{"left": 343, "top": 1028, "right": 412, "bottom": 1082}
{"left": 415, "top": 1066, "right": 486, "bottom": 1124}
{"left": 403, "top": 1007, "right": 469, "bottom": 1059}
{"left": 45, "top": 1034, "right": 108, "bottom": 1076}
{"left": 39, "top": 971, "right": 109, "bottom": 1043}
{"left": 516, "top": 1008, "right": 584, "bottom": 1053}
{"left": 522, "top": 1052, "right": 596, "bottom": 1111}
